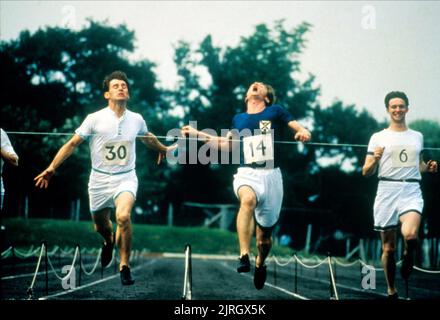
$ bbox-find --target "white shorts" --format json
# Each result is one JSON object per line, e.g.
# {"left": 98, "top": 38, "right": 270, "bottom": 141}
{"left": 233, "top": 167, "right": 283, "bottom": 228}
{"left": 373, "top": 181, "right": 423, "bottom": 231}
{"left": 88, "top": 169, "right": 138, "bottom": 214}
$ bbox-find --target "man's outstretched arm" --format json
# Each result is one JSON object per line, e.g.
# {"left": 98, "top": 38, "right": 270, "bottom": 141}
{"left": 181, "top": 125, "right": 233, "bottom": 152}
{"left": 34, "top": 134, "right": 84, "bottom": 189}
{"left": 139, "top": 132, "right": 176, "bottom": 165}
{"left": 287, "top": 121, "right": 311, "bottom": 142}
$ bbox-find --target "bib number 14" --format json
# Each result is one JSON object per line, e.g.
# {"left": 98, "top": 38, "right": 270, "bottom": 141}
{"left": 243, "top": 134, "right": 274, "bottom": 164}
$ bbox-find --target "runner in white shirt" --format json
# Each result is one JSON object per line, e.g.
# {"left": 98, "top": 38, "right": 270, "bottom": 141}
{"left": 1, "top": 128, "right": 19, "bottom": 211}
{"left": 34, "top": 71, "right": 175, "bottom": 285}
{"left": 362, "top": 91, "right": 438, "bottom": 299}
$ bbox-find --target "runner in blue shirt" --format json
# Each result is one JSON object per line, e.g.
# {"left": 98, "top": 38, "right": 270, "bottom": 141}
{"left": 182, "top": 82, "right": 311, "bottom": 289}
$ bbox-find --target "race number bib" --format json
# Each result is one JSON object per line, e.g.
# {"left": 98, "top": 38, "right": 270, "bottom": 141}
{"left": 102, "top": 141, "right": 131, "bottom": 166}
{"left": 243, "top": 134, "right": 274, "bottom": 164}
{"left": 391, "top": 145, "right": 417, "bottom": 168}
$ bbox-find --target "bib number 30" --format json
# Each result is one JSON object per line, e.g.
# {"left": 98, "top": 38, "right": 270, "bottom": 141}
{"left": 103, "top": 141, "right": 130, "bottom": 165}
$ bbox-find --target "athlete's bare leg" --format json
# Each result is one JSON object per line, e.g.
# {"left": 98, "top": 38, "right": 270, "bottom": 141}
{"left": 114, "top": 192, "right": 135, "bottom": 271}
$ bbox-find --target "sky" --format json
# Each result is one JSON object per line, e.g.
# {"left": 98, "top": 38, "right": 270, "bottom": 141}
{"left": 1, "top": 1, "right": 440, "bottom": 123}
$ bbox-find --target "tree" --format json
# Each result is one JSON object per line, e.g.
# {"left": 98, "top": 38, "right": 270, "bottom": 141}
{"left": 312, "top": 101, "right": 382, "bottom": 171}
{"left": 171, "top": 20, "right": 320, "bottom": 206}
{"left": 0, "top": 20, "right": 172, "bottom": 219}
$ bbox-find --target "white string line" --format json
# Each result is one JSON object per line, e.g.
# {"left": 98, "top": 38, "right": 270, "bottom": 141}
{"left": 1, "top": 246, "right": 12, "bottom": 258}
{"left": 275, "top": 267, "right": 390, "bottom": 298}
{"left": 60, "top": 247, "right": 75, "bottom": 256}
{"left": 5, "top": 130, "right": 440, "bottom": 151}
{"left": 13, "top": 246, "right": 40, "bottom": 258}
{"left": 28, "top": 243, "right": 45, "bottom": 293}
{"left": 294, "top": 254, "right": 329, "bottom": 269}
{"left": 219, "top": 261, "right": 309, "bottom": 300}
{"left": 1, "top": 258, "right": 105, "bottom": 280}
{"left": 80, "top": 250, "right": 101, "bottom": 276}
{"left": 413, "top": 266, "right": 440, "bottom": 274}
{"left": 270, "top": 255, "right": 295, "bottom": 267}
{"left": 46, "top": 246, "right": 79, "bottom": 281}
{"left": 182, "top": 245, "right": 192, "bottom": 300}
{"left": 274, "top": 259, "right": 440, "bottom": 298}
{"left": 13, "top": 245, "right": 34, "bottom": 256}
{"left": 333, "top": 258, "right": 360, "bottom": 267}
{"left": 272, "top": 254, "right": 440, "bottom": 275}
{"left": 38, "top": 260, "right": 156, "bottom": 300}
{"left": 327, "top": 256, "right": 339, "bottom": 300}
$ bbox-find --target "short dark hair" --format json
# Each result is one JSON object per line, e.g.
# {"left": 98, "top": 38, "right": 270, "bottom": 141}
{"left": 384, "top": 91, "right": 409, "bottom": 108}
{"left": 265, "top": 84, "right": 276, "bottom": 106}
{"left": 103, "top": 71, "right": 129, "bottom": 92}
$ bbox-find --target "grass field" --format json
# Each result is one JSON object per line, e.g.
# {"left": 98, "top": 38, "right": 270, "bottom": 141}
{"left": 2, "top": 218, "right": 293, "bottom": 255}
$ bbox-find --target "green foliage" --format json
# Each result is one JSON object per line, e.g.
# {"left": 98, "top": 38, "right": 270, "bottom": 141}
{"left": 171, "top": 20, "right": 322, "bottom": 207}
{"left": 0, "top": 20, "right": 173, "bottom": 213}
{"left": 3, "top": 218, "right": 292, "bottom": 255}
{"left": 313, "top": 101, "right": 381, "bottom": 169}
{"left": 2, "top": 18, "right": 438, "bottom": 239}
{"left": 173, "top": 20, "right": 318, "bottom": 130}
{"left": 409, "top": 119, "right": 440, "bottom": 149}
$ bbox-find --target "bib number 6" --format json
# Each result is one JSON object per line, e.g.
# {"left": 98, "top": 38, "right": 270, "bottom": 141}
{"left": 391, "top": 145, "right": 416, "bottom": 168}
{"left": 399, "top": 149, "right": 408, "bottom": 163}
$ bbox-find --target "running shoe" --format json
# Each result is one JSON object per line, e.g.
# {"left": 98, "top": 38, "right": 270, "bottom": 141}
{"left": 120, "top": 265, "right": 135, "bottom": 285}
{"left": 237, "top": 254, "right": 251, "bottom": 273}
{"left": 387, "top": 292, "right": 399, "bottom": 300}
{"left": 253, "top": 263, "right": 267, "bottom": 290}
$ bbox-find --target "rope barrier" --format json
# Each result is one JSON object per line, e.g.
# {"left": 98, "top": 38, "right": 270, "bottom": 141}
{"left": 333, "top": 257, "right": 360, "bottom": 267}
{"left": 270, "top": 254, "right": 295, "bottom": 267}
{"left": 47, "top": 245, "right": 60, "bottom": 256}
{"left": 60, "top": 247, "right": 75, "bottom": 255}
{"left": 4, "top": 243, "right": 439, "bottom": 300}
{"left": 414, "top": 266, "right": 440, "bottom": 274}
{"left": 294, "top": 254, "right": 328, "bottom": 269}
{"left": 5, "top": 244, "right": 439, "bottom": 276}
{"left": 81, "top": 250, "right": 102, "bottom": 276}
{"left": 1, "top": 246, "right": 13, "bottom": 258}
{"left": 14, "top": 245, "right": 40, "bottom": 258}
{"left": 5, "top": 130, "right": 440, "bottom": 151}
{"left": 268, "top": 253, "right": 440, "bottom": 276}
{"left": 46, "top": 246, "right": 79, "bottom": 281}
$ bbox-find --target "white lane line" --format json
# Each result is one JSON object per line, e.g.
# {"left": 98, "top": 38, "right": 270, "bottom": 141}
{"left": 162, "top": 252, "right": 238, "bottom": 260}
{"left": 2, "top": 270, "right": 56, "bottom": 280}
{"left": 220, "top": 262, "right": 309, "bottom": 300}
{"left": 269, "top": 267, "right": 388, "bottom": 298}
{"left": 2, "top": 260, "right": 110, "bottom": 280}
{"left": 38, "top": 260, "right": 157, "bottom": 300}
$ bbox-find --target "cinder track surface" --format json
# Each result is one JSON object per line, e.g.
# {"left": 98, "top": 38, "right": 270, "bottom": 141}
{"left": 2, "top": 253, "right": 439, "bottom": 300}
